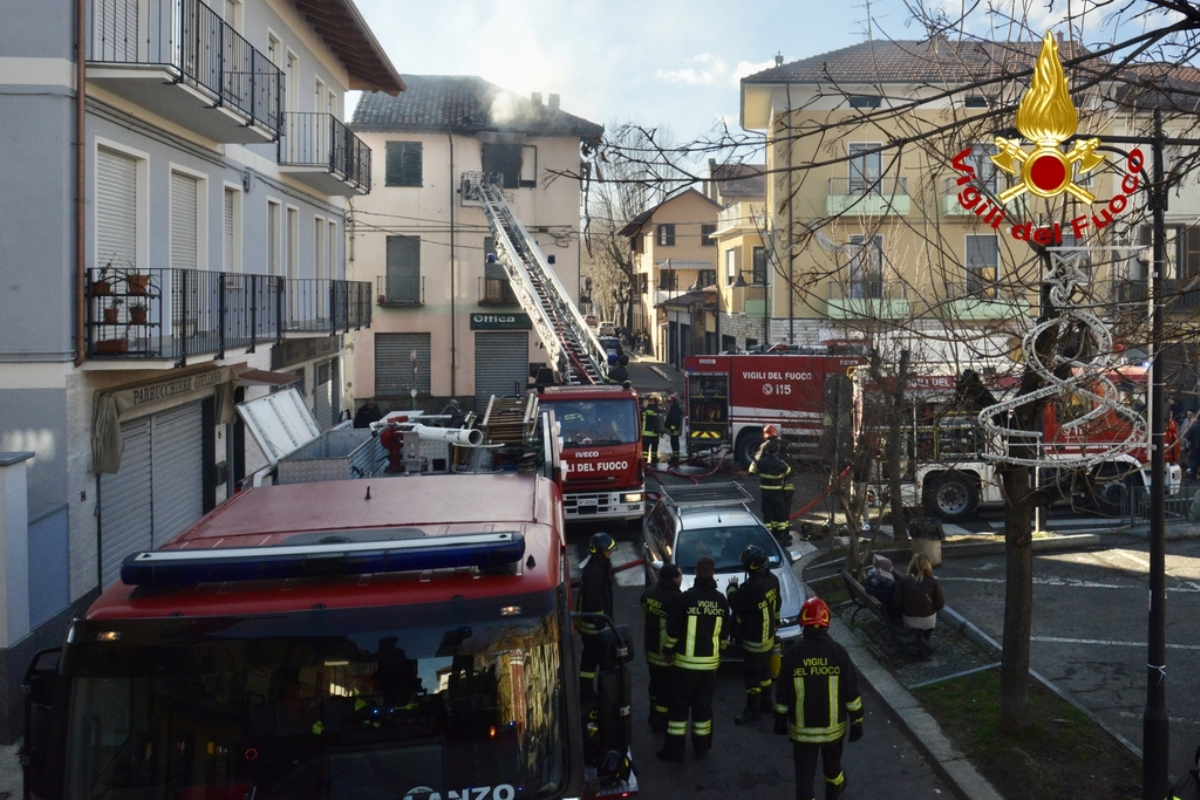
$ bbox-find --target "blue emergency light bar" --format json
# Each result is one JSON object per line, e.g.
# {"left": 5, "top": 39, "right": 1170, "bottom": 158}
{"left": 120, "top": 531, "right": 526, "bottom": 587}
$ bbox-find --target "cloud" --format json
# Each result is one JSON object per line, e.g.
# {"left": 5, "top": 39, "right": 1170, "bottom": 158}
{"left": 656, "top": 53, "right": 729, "bottom": 85}
{"left": 731, "top": 59, "right": 778, "bottom": 86}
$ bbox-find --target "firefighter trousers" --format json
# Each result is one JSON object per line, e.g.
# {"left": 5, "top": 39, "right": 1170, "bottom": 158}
{"left": 647, "top": 662, "right": 672, "bottom": 730}
{"left": 661, "top": 667, "right": 717, "bottom": 758}
{"left": 761, "top": 492, "right": 791, "bottom": 539}
{"left": 742, "top": 649, "right": 773, "bottom": 704}
{"left": 643, "top": 435, "right": 659, "bottom": 463}
{"left": 792, "top": 737, "right": 846, "bottom": 800}
{"left": 668, "top": 433, "right": 681, "bottom": 462}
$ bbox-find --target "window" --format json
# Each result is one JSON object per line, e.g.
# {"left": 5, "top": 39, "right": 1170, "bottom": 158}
{"left": 96, "top": 147, "right": 142, "bottom": 273}
{"left": 170, "top": 171, "right": 201, "bottom": 272}
{"left": 848, "top": 144, "right": 881, "bottom": 191}
{"left": 223, "top": 187, "right": 241, "bottom": 273}
{"left": 385, "top": 142, "right": 423, "bottom": 187}
{"left": 286, "top": 207, "right": 299, "bottom": 279}
{"left": 638, "top": 274, "right": 648, "bottom": 294}
{"left": 482, "top": 236, "right": 514, "bottom": 305}
{"left": 267, "top": 32, "right": 282, "bottom": 67}
{"left": 1138, "top": 224, "right": 1200, "bottom": 281}
{"left": 385, "top": 235, "right": 421, "bottom": 304}
{"left": 481, "top": 143, "right": 522, "bottom": 188}
{"left": 328, "top": 220, "right": 337, "bottom": 278}
{"left": 520, "top": 145, "right": 537, "bottom": 187}
{"left": 697, "top": 269, "right": 716, "bottom": 287}
{"left": 751, "top": 246, "right": 767, "bottom": 284}
{"left": 848, "top": 235, "right": 883, "bottom": 298}
{"left": 701, "top": 224, "right": 716, "bottom": 247}
{"left": 964, "top": 95, "right": 991, "bottom": 108}
{"left": 656, "top": 224, "right": 676, "bottom": 247}
{"left": 965, "top": 234, "right": 999, "bottom": 297}
{"left": 285, "top": 52, "right": 299, "bottom": 114}
{"left": 315, "top": 216, "right": 326, "bottom": 281}
{"left": 725, "top": 249, "right": 739, "bottom": 285}
{"left": 657, "top": 269, "right": 677, "bottom": 291}
{"left": 849, "top": 95, "right": 882, "bottom": 108}
{"left": 266, "top": 200, "right": 281, "bottom": 276}
{"left": 964, "top": 143, "right": 999, "bottom": 191}
{"left": 222, "top": 0, "right": 242, "bottom": 32}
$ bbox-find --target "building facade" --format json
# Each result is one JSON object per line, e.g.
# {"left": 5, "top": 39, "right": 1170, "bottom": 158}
{"left": 0, "top": 0, "right": 401, "bottom": 740}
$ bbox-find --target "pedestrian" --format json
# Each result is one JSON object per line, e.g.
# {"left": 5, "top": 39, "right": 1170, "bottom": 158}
{"left": 891, "top": 552, "right": 945, "bottom": 641}
{"left": 775, "top": 597, "right": 864, "bottom": 800}
{"left": 751, "top": 435, "right": 794, "bottom": 545}
{"left": 575, "top": 532, "right": 617, "bottom": 702}
{"left": 353, "top": 398, "right": 383, "bottom": 429}
{"left": 1186, "top": 416, "right": 1200, "bottom": 480}
{"left": 1170, "top": 391, "right": 1187, "bottom": 426}
{"left": 657, "top": 555, "right": 729, "bottom": 762}
{"left": 640, "top": 563, "right": 683, "bottom": 734}
{"left": 607, "top": 354, "right": 631, "bottom": 386}
{"left": 726, "top": 545, "right": 781, "bottom": 725}
{"left": 863, "top": 554, "right": 901, "bottom": 621}
{"left": 664, "top": 393, "right": 684, "bottom": 465}
{"left": 642, "top": 395, "right": 662, "bottom": 464}
{"left": 1169, "top": 744, "right": 1200, "bottom": 800}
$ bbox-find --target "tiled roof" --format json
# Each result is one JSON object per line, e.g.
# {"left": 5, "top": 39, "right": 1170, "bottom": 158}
{"left": 616, "top": 188, "right": 722, "bottom": 237}
{"left": 1114, "top": 63, "right": 1200, "bottom": 113}
{"left": 710, "top": 162, "right": 766, "bottom": 199}
{"left": 351, "top": 75, "right": 603, "bottom": 136}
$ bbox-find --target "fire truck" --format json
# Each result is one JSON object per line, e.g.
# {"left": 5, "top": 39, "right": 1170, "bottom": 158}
{"left": 22, "top": 475, "right": 638, "bottom": 798}
{"left": 683, "top": 350, "right": 865, "bottom": 467}
{"left": 537, "top": 385, "right": 645, "bottom": 522}
{"left": 854, "top": 365, "right": 1182, "bottom": 522}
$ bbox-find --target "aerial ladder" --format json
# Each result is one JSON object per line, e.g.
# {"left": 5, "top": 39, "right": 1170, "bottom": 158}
{"left": 463, "top": 171, "right": 609, "bottom": 385}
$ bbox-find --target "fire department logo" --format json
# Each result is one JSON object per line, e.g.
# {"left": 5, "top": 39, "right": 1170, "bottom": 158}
{"left": 990, "top": 31, "right": 1105, "bottom": 204}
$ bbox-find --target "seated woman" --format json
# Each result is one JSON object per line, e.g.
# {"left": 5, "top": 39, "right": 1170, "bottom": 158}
{"left": 891, "top": 553, "right": 945, "bottom": 641}
{"left": 863, "top": 554, "right": 900, "bottom": 621}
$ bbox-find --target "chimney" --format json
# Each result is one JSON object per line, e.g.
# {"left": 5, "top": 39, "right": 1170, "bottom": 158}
{"left": 775, "top": 51, "right": 783, "bottom": 67}
{"left": 1056, "top": 30, "right": 1065, "bottom": 48}
{"left": 548, "top": 93, "right": 560, "bottom": 110}
{"left": 531, "top": 92, "right": 542, "bottom": 105}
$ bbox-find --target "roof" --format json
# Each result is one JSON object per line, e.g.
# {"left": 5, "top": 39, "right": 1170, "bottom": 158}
{"left": 658, "top": 288, "right": 716, "bottom": 310}
{"left": 708, "top": 162, "right": 766, "bottom": 199}
{"left": 351, "top": 75, "right": 604, "bottom": 136}
{"left": 1113, "top": 62, "right": 1200, "bottom": 113}
{"left": 617, "top": 188, "right": 723, "bottom": 237}
{"left": 290, "top": 0, "right": 404, "bottom": 95}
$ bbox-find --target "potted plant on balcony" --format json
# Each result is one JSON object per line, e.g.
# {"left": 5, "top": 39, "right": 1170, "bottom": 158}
{"left": 95, "top": 336, "right": 128, "bottom": 355}
{"left": 122, "top": 268, "right": 152, "bottom": 295}
{"left": 103, "top": 297, "right": 123, "bottom": 324}
{"left": 93, "top": 264, "right": 115, "bottom": 296}
{"left": 128, "top": 300, "right": 148, "bottom": 324}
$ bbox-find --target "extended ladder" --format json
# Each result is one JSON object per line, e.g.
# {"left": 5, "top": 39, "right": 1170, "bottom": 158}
{"left": 463, "top": 172, "right": 609, "bottom": 385}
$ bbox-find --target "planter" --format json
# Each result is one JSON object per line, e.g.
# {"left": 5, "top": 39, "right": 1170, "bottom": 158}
{"left": 129, "top": 308, "right": 147, "bottom": 324}
{"left": 911, "top": 535, "right": 942, "bottom": 567}
{"left": 93, "top": 280, "right": 113, "bottom": 296}
{"left": 125, "top": 273, "right": 151, "bottom": 295}
{"left": 95, "top": 339, "right": 128, "bottom": 355}
{"left": 103, "top": 308, "right": 120, "bottom": 324}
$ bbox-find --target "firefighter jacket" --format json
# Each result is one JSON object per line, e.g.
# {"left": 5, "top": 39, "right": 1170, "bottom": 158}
{"left": 642, "top": 407, "right": 662, "bottom": 438}
{"left": 664, "top": 576, "right": 729, "bottom": 671}
{"left": 574, "top": 555, "right": 614, "bottom": 636}
{"left": 606, "top": 365, "right": 630, "bottom": 385}
{"left": 640, "top": 574, "right": 682, "bottom": 667}
{"left": 750, "top": 452, "right": 793, "bottom": 494}
{"left": 726, "top": 570, "right": 781, "bottom": 653}
{"left": 1170, "top": 771, "right": 1200, "bottom": 800}
{"left": 664, "top": 402, "right": 684, "bottom": 435}
{"left": 775, "top": 628, "right": 863, "bottom": 744}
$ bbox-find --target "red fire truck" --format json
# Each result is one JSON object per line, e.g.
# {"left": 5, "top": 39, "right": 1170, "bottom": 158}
{"left": 683, "top": 350, "right": 865, "bottom": 466}
{"left": 537, "top": 385, "right": 645, "bottom": 522}
{"left": 22, "top": 473, "right": 637, "bottom": 799}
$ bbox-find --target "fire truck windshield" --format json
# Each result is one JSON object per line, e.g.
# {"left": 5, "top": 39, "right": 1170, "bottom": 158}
{"left": 63, "top": 594, "right": 566, "bottom": 800}
{"left": 550, "top": 398, "right": 639, "bottom": 447}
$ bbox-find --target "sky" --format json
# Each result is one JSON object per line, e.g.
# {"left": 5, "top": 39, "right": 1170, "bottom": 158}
{"left": 349, "top": 0, "right": 1076, "bottom": 147}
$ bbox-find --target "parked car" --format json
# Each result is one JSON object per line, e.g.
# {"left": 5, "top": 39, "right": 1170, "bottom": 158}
{"left": 585, "top": 314, "right": 599, "bottom": 329}
{"left": 598, "top": 336, "right": 624, "bottom": 361}
{"left": 598, "top": 321, "right": 617, "bottom": 337}
{"left": 642, "top": 482, "right": 805, "bottom": 652}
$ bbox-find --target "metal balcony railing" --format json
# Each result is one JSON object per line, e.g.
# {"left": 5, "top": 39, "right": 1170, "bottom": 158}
{"left": 279, "top": 112, "right": 372, "bottom": 192}
{"left": 828, "top": 176, "right": 908, "bottom": 196}
{"left": 478, "top": 276, "right": 517, "bottom": 306}
{"left": 87, "top": 0, "right": 283, "bottom": 134}
{"left": 375, "top": 274, "right": 424, "bottom": 306}
{"left": 716, "top": 203, "right": 766, "bottom": 231}
{"left": 827, "top": 279, "right": 908, "bottom": 300}
{"left": 86, "top": 268, "right": 370, "bottom": 363}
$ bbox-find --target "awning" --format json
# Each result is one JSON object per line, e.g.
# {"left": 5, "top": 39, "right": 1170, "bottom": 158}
{"left": 234, "top": 366, "right": 302, "bottom": 388}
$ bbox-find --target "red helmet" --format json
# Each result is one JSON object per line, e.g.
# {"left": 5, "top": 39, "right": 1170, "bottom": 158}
{"left": 763, "top": 424, "right": 779, "bottom": 439}
{"left": 800, "top": 597, "right": 831, "bottom": 629}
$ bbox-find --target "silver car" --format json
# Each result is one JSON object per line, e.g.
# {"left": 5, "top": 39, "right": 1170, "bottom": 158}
{"left": 642, "top": 483, "right": 805, "bottom": 649}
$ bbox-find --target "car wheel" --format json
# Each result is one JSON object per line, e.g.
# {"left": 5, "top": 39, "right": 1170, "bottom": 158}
{"left": 735, "top": 430, "right": 763, "bottom": 469}
{"left": 923, "top": 471, "right": 979, "bottom": 522}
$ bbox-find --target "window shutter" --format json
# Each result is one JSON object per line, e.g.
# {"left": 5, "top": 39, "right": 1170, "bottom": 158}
{"left": 402, "top": 142, "right": 422, "bottom": 186}
{"left": 170, "top": 172, "right": 198, "bottom": 271}
{"left": 385, "top": 235, "right": 421, "bottom": 303}
{"left": 385, "top": 142, "right": 404, "bottom": 186}
{"left": 1187, "top": 225, "right": 1200, "bottom": 279}
{"left": 96, "top": 149, "right": 137, "bottom": 270}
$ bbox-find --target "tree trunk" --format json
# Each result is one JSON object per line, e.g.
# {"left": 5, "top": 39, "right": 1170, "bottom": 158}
{"left": 887, "top": 350, "right": 911, "bottom": 542}
{"left": 999, "top": 464, "right": 1034, "bottom": 734}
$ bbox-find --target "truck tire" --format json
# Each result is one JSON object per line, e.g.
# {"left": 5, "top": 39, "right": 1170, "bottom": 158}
{"left": 1090, "top": 464, "right": 1138, "bottom": 516}
{"left": 923, "top": 472, "right": 979, "bottom": 522}
{"left": 735, "top": 430, "right": 763, "bottom": 469}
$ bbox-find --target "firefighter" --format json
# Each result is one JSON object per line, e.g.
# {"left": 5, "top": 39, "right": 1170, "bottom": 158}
{"left": 752, "top": 437, "right": 794, "bottom": 545}
{"left": 575, "top": 532, "right": 616, "bottom": 703}
{"left": 754, "top": 423, "right": 780, "bottom": 462}
{"left": 657, "top": 556, "right": 729, "bottom": 762}
{"left": 640, "top": 563, "right": 683, "bottom": 733}
{"left": 642, "top": 395, "right": 663, "bottom": 464}
{"left": 664, "top": 393, "right": 684, "bottom": 465}
{"left": 606, "top": 354, "right": 631, "bottom": 386}
{"left": 726, "top": 545, "right": 781, "bottom": 725}
{"left": 775, "top": 597, "right": 864, "bottom": 800}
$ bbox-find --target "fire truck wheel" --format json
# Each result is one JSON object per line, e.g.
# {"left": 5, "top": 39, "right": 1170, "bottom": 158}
{"left": 1089, "top": 465, "right": 1137, "bottom": 516}
{"left": 735, "top": 430, "right": 764, "bottom": 469}
{"left": 923, "top": 472, "right": 979, "bottom": 522}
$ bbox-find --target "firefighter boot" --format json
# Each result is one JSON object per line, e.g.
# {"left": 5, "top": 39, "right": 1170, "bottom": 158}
{"left": 825, "top": 772, "right": 847, "bottom": 800}
{"left": 759, "top": 685, "right": 775, "bottom": 714}
{"left": 734, "top": 692, "right": 762, "bottom": 725}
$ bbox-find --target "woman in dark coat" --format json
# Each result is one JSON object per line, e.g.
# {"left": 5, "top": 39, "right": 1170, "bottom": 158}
{"left": 891, "top": 553, "right": 945, "bottom": 640}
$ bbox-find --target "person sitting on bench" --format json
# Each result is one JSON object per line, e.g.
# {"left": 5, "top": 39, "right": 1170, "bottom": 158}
{"left": 863, "top": 554, "right": 900, "bottom": 622}
{"left": 891, "top": 553, "right": 944, "bottom": 641}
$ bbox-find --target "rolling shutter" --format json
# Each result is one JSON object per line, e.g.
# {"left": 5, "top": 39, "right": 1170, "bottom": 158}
{"left": 474, "top": 332, "right": 529, "bottom": 405}
{"left": 150, "top": 403, "right": 204, "bottom": 547}
{"left": 96, "top": 149, "right": 137, "bottom": 271}
{"left": 267, "top": 202, "right": 279, "bottom": 276}
{"left": 375, "top": 333, "right": 430, "bottom": 397}
{"left": 171, "top": 172, "right": 199, "bottom": 271}
{"left": 98, "top": 418, "right": 152, "bottom": 587}
{"left": 224, "top": 188, "right": 237, "bottom": 272}
{"left": 314, "top": 360, "right": 332, "bottom": 430}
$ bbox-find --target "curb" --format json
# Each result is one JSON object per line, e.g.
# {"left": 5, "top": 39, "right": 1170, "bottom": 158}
{"left": 939, "top": 532, "right": 1101, "bottom": 558}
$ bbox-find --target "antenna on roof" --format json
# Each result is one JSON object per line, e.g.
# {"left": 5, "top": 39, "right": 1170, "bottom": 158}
{"left": 775, "top": 52, "right": 784, "bottom": 67}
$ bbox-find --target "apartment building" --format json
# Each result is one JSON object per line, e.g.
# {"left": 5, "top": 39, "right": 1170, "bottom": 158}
{"left": 0, "top": 0, "right": 401, "bottom": 740}
{"left": 348, "top": 78, "right": 602, "bottom": 411}
{"left": 705, "top": 162, "right": 768, "bottom": 352}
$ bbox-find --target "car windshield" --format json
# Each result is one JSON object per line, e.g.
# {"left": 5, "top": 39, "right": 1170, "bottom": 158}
{"left": 63, "top": 594, "right": 565, "bottom": 800}
{"left": 674, "top": 524, "right": 783, "bottom": 573}
{"left": 549, "top": 398, "right": 639, "bottom": 446}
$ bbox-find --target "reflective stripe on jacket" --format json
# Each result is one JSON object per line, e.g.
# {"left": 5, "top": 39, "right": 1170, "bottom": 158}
{"left": 574, "top": 556, "right": 613, "bottom": 636}
{"left": 751, "top": 454, "right": 792, "bottom": 493}
{"left": 663, "top": 576, "right": 729, "bottom": 670}
{"left": 727, "top": 570, "right": 781, "bottom": 653}
{"left": 775, "top": 628, "right": 863, "bottom": 744}
{"left": 640, "top": 577, "right": 682, "bottom": 667}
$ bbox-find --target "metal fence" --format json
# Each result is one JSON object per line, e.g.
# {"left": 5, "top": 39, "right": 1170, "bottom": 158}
{"left": 375, "top": 275, "right": 424, "bottom": 306}
{"left": 828, "top": 176, "right": 908, "bottom": 196}
{"left": 279, "top": 112, "right": 372, "bottom": 191}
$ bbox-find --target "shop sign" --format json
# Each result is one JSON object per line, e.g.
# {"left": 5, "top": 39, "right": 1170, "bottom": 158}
{"left": 470, "top": 313, "right": 532, "bottom": 330}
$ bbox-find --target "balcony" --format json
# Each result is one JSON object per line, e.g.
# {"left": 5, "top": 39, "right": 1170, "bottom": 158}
{"left": 478, "top": 276, "right": 517, "bottom": 307}
{"left": 826, "top": 177, "right": 909, "bottom": 217}
{"left": 715, "top": 202, "right": 766, "bottom": 234}
{"left": 375, "top": 275, "right": 424, "bottom": 307}
{"left": 826, "top": 280, "right": 910, "bottom": 319}
{"left": 87, "top": 0, "right": 282, "bottom": 143}
{"left": 279, "top": 113, "right": 372, "bottom": 195}
{"left": 86, "top": 268, "right": 371, "bottom": 363}
{"left": 942, "top": 177, "right": 1001, "bottom": 216}
{"left": 937, "top": 281, "right": 1033, "bottom": 321}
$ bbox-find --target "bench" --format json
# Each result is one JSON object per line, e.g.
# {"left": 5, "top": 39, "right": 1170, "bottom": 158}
{"left": 840, "top": 569, "right": 933, "bottom": 658}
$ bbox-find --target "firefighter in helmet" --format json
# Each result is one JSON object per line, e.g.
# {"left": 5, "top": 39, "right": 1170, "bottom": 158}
{"left": 640, "top": 563, "right": 683, "bottom": 733}
{"left": 726, "top": 545, "right": 781, "bottom": 725}
{"left": 664, "top": 393, "right": 685, "bottom": 466}
{"left": 751, "top": 433, "right": 794, "bottom": 545}
{"left": 775, "top": 597, "right": 864, "bottom": 800}
{"left": 575, "top": 532, "right": 617, "bottom": 702}
{"left": 642, "top": 395, "right": 663, "bottom": 464}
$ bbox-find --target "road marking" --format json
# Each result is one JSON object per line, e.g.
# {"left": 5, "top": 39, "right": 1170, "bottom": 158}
{"left": 942, "top": 523, "right": 973, "bottom": 536}
{"left": 1031, "top": 636, "right": 1200, "bottom": 651}
{"left": 1114, "top": 549, "right": 1151, "bottom": 569}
